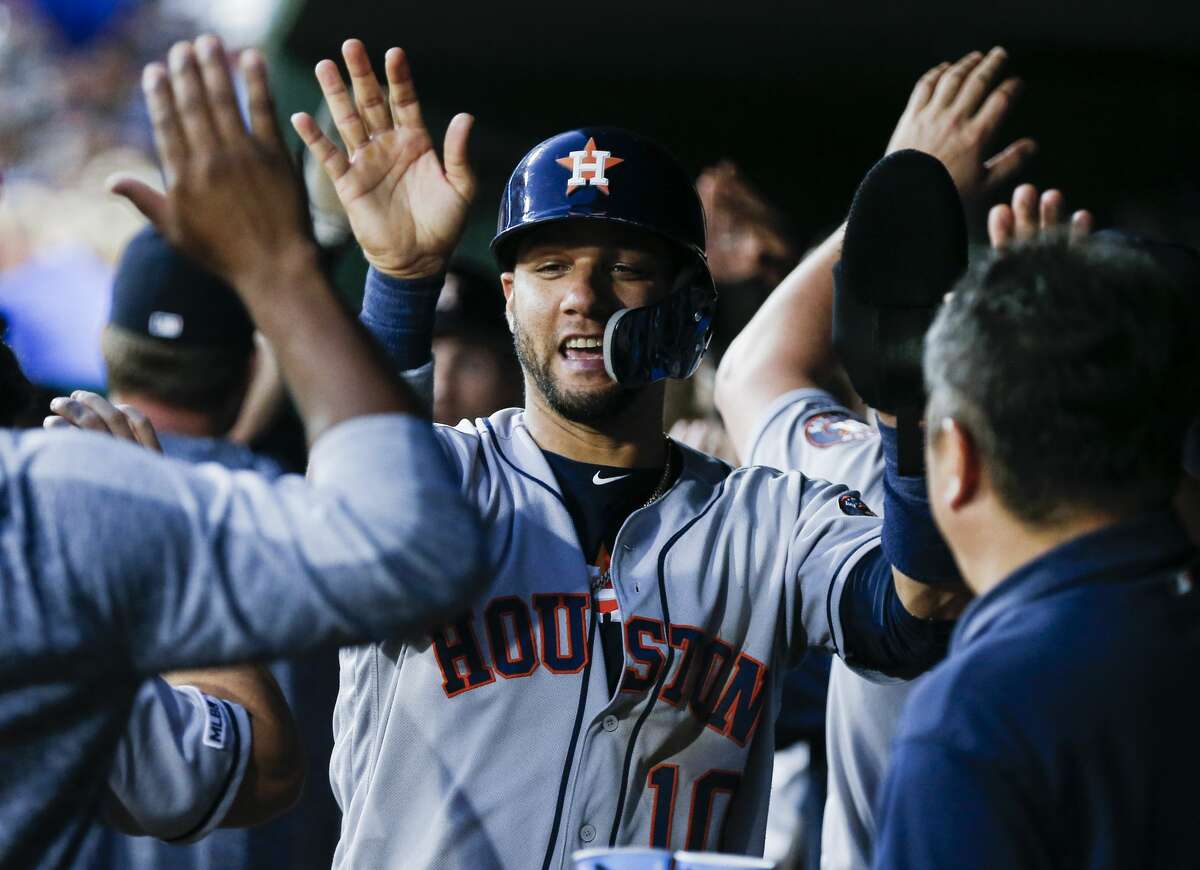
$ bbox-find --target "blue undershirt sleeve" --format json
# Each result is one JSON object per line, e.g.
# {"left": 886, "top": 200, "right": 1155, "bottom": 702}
{"left": 878, "top": 420, "right": 962, "bottom": 586}
{"left": 839, "top": 547, "right": 952, "bottom": 678}
{"left": 359, "top": 267, "right": 445, "bottom": 372}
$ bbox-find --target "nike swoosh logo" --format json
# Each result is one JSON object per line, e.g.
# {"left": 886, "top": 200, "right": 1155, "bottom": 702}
{"left": 592, "top": 471, "right": 631, "bottom": 486}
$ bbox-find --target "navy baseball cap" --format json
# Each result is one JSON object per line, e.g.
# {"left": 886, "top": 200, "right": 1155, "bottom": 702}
{"left": 109, "top": 226, "right": 254, "bottom": 351}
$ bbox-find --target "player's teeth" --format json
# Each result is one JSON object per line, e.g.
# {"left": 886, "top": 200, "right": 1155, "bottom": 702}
{"left": 566, "top": 338, "right": 602, "bottom": 349}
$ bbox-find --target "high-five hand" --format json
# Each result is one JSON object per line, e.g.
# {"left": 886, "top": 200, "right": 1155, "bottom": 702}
{"left": 886, "top": 47, "right": 1036, "bottom": 202}
{"left": 291, "top": 39, "right": 475, "bottom": 280}
{"left": 988, "top": 184, "right": 1093, "bottom": 249}
{"left": 110, "top": 36, "right": 315, "bottom": 296}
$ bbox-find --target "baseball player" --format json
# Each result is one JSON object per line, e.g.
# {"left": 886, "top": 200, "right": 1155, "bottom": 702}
{"left": 0, "top": 36, "right": 484, "bottom": 868}
{"left": 292, "top": 38, "right": 962, "bottom": 869}
{"left": 715, "top": 50, "right": 1096, "bottom": 869}
{"left": 0, "top": 345, "right": 283, "bottom": 852}
{"left": 873, "top": 232, "right": 1200, "bottom": 867}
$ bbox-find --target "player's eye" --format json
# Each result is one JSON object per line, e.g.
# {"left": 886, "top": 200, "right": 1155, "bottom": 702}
{"left": 535, "top": 261, "right": 569, "bottom": 276}
{"left": 612, "top": 263, "right": 650, "bottom": 278}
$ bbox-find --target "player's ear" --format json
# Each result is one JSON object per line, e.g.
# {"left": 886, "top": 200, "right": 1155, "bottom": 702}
{"left": 929, "top": 416, "right": 980, "bottom": 512}
{"left": 500, "top": 272, "right": 516, "bottom": 333}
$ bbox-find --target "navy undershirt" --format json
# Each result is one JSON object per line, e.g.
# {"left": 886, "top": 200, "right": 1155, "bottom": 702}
{"left": 542, "top": 449, "right": 672, "bottom": 695}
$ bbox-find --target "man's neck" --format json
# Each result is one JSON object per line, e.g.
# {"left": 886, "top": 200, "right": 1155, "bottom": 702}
{"left": 523, "top": 385, "right": 668, "bottom": 468}
{"left": 109, "top": 392, "right": 225, "bottom": 439}
{"left": 959, "top": 506, "right": 1125, "bottom": 598}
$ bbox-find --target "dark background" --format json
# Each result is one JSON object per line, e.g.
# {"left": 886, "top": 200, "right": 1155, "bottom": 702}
{"left": 279, "top": 0, "right": 1200, "bottom": 255}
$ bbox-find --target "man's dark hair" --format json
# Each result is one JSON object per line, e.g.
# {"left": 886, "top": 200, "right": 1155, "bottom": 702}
{"left": 924, "top": 235, "right": 1200, "bottom": 525}
{"left": 102, "top": 325, "right": 252, "bottom": 417}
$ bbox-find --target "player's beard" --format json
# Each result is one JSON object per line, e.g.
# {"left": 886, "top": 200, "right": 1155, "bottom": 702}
{"left": 512, "top": 319, "right": 642, "bottom": 424}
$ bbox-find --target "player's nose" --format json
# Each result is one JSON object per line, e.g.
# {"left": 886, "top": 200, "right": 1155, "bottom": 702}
{"left": 559, "top": 261, "right": 616, "bottom": 322}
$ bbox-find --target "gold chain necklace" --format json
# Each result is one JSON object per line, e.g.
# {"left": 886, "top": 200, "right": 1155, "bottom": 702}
{"left": 640, "top": 435, "right": 675, "bottom": 509}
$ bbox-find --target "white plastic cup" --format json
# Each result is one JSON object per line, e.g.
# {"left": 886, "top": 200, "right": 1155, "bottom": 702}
{"left": 671, "top": 852, "right": 775, "bottom": 869}
{"left": 572, "top": 847, "right": 674, "bottom": 870}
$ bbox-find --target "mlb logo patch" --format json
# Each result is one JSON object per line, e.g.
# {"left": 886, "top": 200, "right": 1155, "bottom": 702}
{"left": 804, "top": 412, "right": 873, "bottom": 448}
{"left": 838, "top": 493, "right": 877, "bottom": 517}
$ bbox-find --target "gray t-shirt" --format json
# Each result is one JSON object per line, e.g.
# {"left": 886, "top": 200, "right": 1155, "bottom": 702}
{"left": 0, "top": 414, "right": 482, "bottom": 868}
{"left": 746, "top": 388, "right": 923, "bottom": 870}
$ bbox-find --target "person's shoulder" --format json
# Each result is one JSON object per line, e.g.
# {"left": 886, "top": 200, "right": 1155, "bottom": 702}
{"left": 746, "top": 387, "right": 876, "bottom": 459}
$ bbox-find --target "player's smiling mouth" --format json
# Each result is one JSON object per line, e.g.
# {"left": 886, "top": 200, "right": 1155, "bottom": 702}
{"left": 560, "top": 335, "right": 606, "bottom": 370}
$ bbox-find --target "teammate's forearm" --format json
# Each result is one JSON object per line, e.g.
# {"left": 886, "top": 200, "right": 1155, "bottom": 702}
{"left": 236, "top": 247, "right": 427, "bottom": 444}
{"left": 163, "top": 666, "right": 304, "bottom": 828}
{"left": 715, "top": 225, "right": 847, "bottom": 453}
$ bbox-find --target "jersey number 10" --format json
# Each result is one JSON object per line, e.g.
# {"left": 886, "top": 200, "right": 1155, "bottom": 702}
{"left": 647, "top": 765, "right": 742, "bottom": 851}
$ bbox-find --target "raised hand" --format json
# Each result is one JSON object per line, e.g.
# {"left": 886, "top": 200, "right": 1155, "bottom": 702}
{"left": 110, "top": 36, "right": 315, "bottom": 296}
{"left": 988, "top": 184, "right": 1093, "bottom": 249}
{"left": 886, "top": 47, "right": 1036, "bottom": 202}
{"left": 291, "top": 39, "right": 474, "bottom": 279}
{"left": 44, "top": 391, "right": 163, "bottom": 453}
{"left": 697, "top": 161, "right": 795, "bottom": 288}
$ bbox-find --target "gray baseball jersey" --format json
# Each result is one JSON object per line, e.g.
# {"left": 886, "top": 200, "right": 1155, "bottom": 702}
{"left": 105, "top": 678, "right": 251, "bottom": 841}
{"left": 745, "top": 388, "right": 921, "bottom": 870}
{"left": 330, "top": 407, "right": 885, "bottom": 870}
{"left": 0, "top": 413, "right": 481, "bottom": 868}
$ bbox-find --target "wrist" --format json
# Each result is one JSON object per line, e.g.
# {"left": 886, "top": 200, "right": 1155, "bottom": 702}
{"left": 235, "top": 242, "right": 323, "bottom": 302}
{"left": 368, "top": 256, "right": 448, "bottom": 282}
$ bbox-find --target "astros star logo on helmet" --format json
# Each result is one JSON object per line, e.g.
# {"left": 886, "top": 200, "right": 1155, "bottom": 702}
{"left": 556, "top": 137, "right": 624, "bottom": 195}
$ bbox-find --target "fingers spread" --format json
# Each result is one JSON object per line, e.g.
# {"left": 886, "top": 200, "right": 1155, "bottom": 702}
{"left": 988, "top": 204, "right": 1015, "bottom": 250}
{"left": 906, "top": 61, "right": 950, "bottom": 113}
{"left": 1012, "top": 184, "right": 1039, "bottom": 241}
{"left": 48, "top": 397, "right": 107, "bottom": 434}
{"left": 385, "top": 47, "right": 426, "bottom": 131}
{"left": 1069, "top": 210, "right": 1095, "bottom": 244}
{"left": 973, "top": 76, "right": 1023, "bottom": 143}
{"left": 1039, "top": 189, "right": 1064, "bottom": 232}
{"left": 72, "top": 391, "right": 137, "bottom": 442}
{"left": 143, "top": 62, "right": 188, "bottom": 185}
{"left": 116, "top": 403, "right": 164, "bottom": 453}
{"left": 982, "top": 137, "right": 1037, "bottom": 191}
{"left": 443, "top": 112, "right": 475, "bottom": 200}
{"left": 952, "top": 46, "right": 1007, "bottom": 118}
{"left": 343, "top": 39, "right": 393, "bottom": 136}
{"left": 240, "top": 49, "right": 286, "bottom": 152}
{"left": 291, "top": 112, "right": 351, "bottom": 181}
{"left": 169, "top": 41, "right": 219, "bottom": 154}
{"left": 195, "top": 34, "right": 245, "bottom": 143}
{"left": 108, "top": 174, "right": 168, "bottom": 227}
{"left": 315, "top": 58, "right": 369, "bottom": 151}
{"left": 931, "top": 50, "right": 983, "bottom": 107}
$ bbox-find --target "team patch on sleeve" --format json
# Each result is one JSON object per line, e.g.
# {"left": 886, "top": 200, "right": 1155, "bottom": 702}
{"left": 838, "top": 493, "right": 877, "bottom": 517}
{"left": 803, "top": 411, "right": 874, "bottom": 447}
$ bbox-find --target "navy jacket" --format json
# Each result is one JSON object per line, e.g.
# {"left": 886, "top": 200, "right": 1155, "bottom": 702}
{"left": 874, "top": 511, "right": 1199, "bottom": 869}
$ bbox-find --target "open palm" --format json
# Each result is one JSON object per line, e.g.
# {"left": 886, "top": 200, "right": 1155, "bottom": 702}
{"left": 292, "top": 40, "right": 474, "bottom": 279}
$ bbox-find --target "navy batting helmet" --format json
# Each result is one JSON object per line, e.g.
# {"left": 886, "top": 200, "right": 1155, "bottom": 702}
{"left": 491, "top": 128, "right": 716, "bottom": 387}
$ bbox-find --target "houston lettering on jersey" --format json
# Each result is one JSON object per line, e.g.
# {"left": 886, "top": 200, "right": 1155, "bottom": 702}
{"left": 430, "top": 595, "right": 769, "bottom": 747}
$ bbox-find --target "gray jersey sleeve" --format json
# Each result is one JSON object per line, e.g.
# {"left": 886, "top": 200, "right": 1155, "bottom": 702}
{"left": 2, "top": 413, "right": 483, "bottom": 680}
{"left": 105, "top": 678, "right": 250, "bottom": 843}
{"left": 746, "top": 387, "right": 885, "bottom": 508}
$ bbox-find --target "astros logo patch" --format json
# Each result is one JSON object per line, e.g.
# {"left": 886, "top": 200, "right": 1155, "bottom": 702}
{"left": 556, "top": 137, "right": 624, "bottom": 195}
{"left": 804, "top": 412, "right": 873, "bottom": 448}
{"left": 838, "top": 493, "right": 877, "bottom": 517}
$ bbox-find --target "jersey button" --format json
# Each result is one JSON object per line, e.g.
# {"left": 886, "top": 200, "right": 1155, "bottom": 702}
{"left": 602, "top": 715, "right": 619, "bottom": 732}
{"left": 580, "top": 824, "right": 596, "bottom": 843}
